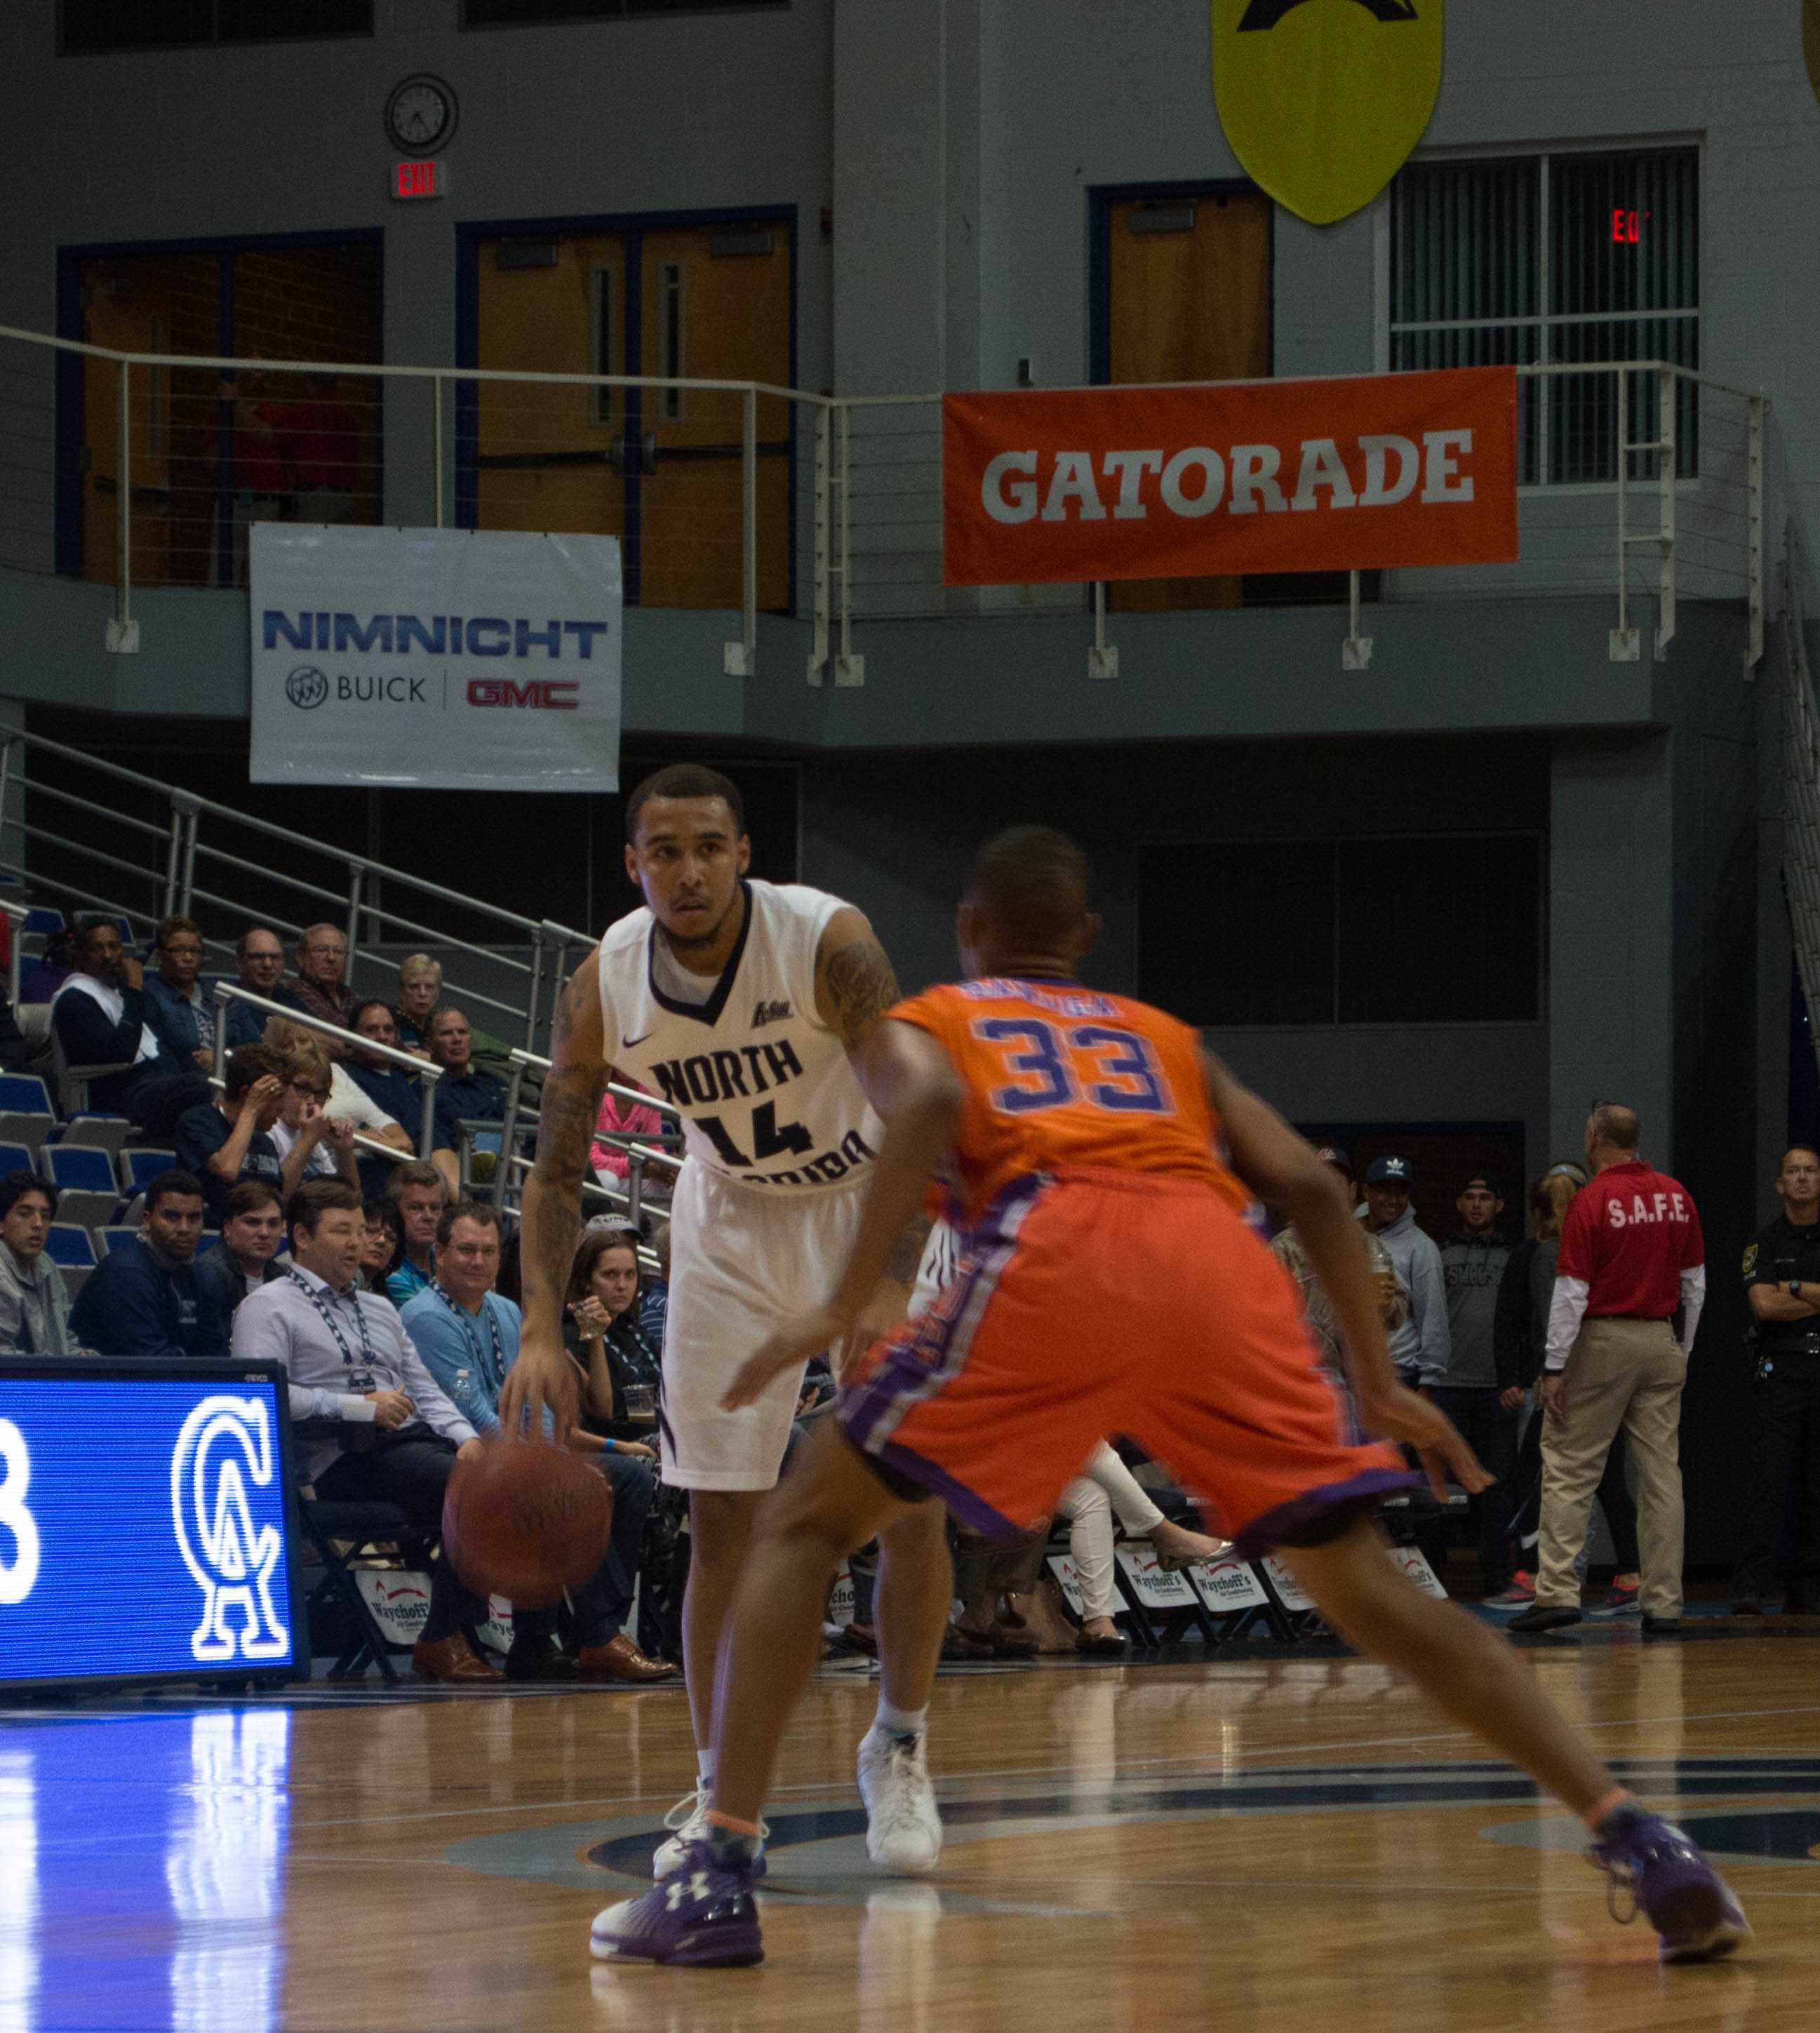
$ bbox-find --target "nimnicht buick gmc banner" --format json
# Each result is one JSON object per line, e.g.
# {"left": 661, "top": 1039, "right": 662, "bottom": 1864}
{"left": 249, "top": 524, "right": 622, "bottom": 791}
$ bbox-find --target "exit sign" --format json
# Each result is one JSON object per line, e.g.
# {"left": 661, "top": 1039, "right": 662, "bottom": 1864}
{"left": 393, "top": 159, "right": 446, "bottom": 201}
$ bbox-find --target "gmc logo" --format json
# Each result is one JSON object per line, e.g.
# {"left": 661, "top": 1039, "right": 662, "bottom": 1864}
{"left": 466, "top": 678, "right": 580, "bottom": 710}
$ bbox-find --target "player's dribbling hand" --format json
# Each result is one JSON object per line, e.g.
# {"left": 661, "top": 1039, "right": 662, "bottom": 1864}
{"left": 1362, "top": 1383, "right": 1492, "bottom": 1503}
{"left": 723, "top": 1306, "right": 851, "bottom": 1411}
{"left": 497, "top": 1343, "right": 580, "bottom": 1443}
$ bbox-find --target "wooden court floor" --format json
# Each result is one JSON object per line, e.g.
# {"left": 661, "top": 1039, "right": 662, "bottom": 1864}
{"left": 8, "top": 1624, "right": 1820, "bottom": 2033}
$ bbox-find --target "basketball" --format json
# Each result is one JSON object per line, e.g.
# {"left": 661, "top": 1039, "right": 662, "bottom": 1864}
{"left": 441, "top": 1440, "right": 614, "bottom": 1609}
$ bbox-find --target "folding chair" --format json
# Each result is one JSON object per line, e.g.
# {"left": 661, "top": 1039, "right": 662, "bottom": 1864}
{"left": 117, "top": 1147, "right": 177, "bottom": 1195}
{"left": 45, "top": 1144, "right": 121, "bottom": 1232}
{"left": 299, "top": 1496, "right": 438, "bottom": 1686}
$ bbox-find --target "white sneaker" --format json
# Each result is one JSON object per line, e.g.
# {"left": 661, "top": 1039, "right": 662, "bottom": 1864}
{"left": 857, "top": 1726, "right": 942, "bottom": 1874}
{"left": 650, "top": 1784, "right": 767, "bottom": 1879}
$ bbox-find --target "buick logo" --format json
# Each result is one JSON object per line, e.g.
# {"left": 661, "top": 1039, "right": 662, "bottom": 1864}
{"left": 286, "top": 666, "right": 329, "bottom": 710}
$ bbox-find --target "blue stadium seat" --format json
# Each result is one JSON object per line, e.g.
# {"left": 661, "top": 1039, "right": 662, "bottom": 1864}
{"left": 42, "top": 1224, "right": 97, "bottom": 1268}
{"left": 118, "top": 1148, "right": 177, "bottom": 1193}
{"left": 22, "top": 908, "right": 64, "bottom": 939}
{"left": 0, "top": 1144, "right": 33, "bottom": 1179}
{"left": 46, "top": 1145, "right": 121, "bottom": 1231}
{"left": 0, "top": 1075, "right": 53, "bottom": 1117}
{"left": 61, "top": 1113, "right": 131, "bottom": 1160}
{"left": 97, "top": 1226, "right": 141, "bottom": 1258}
{"left": 16, "top": 960, "right": 60, "bottom": 1005}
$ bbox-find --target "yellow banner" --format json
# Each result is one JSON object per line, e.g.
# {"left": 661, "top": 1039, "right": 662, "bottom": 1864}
{"left": 1212, "top": 0, "right": 1444, "bottom": 226}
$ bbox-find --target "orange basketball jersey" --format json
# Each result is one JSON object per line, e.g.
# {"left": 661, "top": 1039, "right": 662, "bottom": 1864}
{"left": 889, "top": 976, "right": 1250, "bottom": 1226}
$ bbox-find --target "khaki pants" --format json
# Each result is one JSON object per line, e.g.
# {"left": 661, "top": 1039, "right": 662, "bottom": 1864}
{"left": 1537, "top": 1316, "right": 1686, "bottom": 1618}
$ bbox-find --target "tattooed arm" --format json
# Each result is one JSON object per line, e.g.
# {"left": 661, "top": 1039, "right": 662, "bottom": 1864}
{"left": 497, "top": 950, "right": 611, "bottom": 1440}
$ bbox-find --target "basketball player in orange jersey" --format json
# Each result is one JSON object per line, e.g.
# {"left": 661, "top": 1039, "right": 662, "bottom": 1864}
{"left": 592, "top": 824, "right": 1748, "bottom": 1971}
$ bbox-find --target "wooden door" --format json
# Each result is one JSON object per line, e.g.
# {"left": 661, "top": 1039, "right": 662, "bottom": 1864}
{"left": 636, "top": 222, "right": 791, "bottom": 612}
{"left": 474, "top": 234, "right": 628, "bottom": 553}
{"left": 1106, "top": 192, "right": 1271, "bottom": 611}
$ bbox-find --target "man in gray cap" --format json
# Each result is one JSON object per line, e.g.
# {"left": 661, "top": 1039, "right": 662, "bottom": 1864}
{"left": 1363, "top": 1155, "right": 1450, "bottom": 1390}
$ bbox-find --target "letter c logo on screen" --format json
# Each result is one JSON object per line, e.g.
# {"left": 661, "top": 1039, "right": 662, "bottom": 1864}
{"left": 170, "top": 1395, "right": 290, "bottom": 1664}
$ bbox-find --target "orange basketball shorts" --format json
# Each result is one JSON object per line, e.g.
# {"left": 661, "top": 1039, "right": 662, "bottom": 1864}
{"left": 838, "top": 1169, "right": 1416, "bottom": 1553}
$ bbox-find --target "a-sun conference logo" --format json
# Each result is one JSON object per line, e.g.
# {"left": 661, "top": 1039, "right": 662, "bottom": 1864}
{"left": 170, "top": 1395, "right": 290, "bottom": 1664}
{"left": 286, "top": 666, "right": 329, "bottom": 710}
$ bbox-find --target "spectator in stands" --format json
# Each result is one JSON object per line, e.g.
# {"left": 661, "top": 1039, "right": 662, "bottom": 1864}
{"left": 403, "top": 1202, "right": 676, "bottom": 1683}
{"left": 194, "top": 1179, "right": 288, "bottom": 1320}
{"left": 222, "top": 927, "right": 288, "bottom": 1049}
{"left": 231, "top": 1179, "right": 496, "bottom": 1682}
{"left": 51, "top": 917, "right": 211, "bottom": 1131}
{"left": 641, "top": 1219, "right": 670, "bottom": 1348}
{"left": 394, "top": 955, "right": 443, "bottom": 1052}
{"left": 1363, "top": 1155, "right": 1451, "bottom": 1390}
{"left": 426, "top": 1009, "right": 507, "bottom": 1151}
{"left": 1057, "top": 1442, "right": 1230, "bottom": 1652}
{"left": 1437, "top": 1174, "right": 1519, "bottom": 1599}
{"left": 277, "top": 373, "right": 361, "bottom": 525}
{"left": 344, "top": 1000, "right": 458, "bottom": 1193}
{"left": 565, "top": 1226, "right": 663, "bottom": 1451}
{"left": 269, "top": 1047, "right": 359, "bottom": 1188}
{"left": 69, "top": 1170, "right": 228, "bottom": 1359}
{"left": 359, "top": 1196, "right": 405, "bottom": 1294}
{"left": 262, "top": 1014, "right": 416, "bottom": 1195}
{"left": 140, "top": 915, "right": 218, "bottom": 1074}
{"left": 1272, "top": 1145, "right": 1407, "bottom": 1385}
{"left": 274, "top": 924, "right": 356, "bottom": 1038}
{"left": 385, "top": 1161, "right": 446, "bottom": 1306}
{"left": 174, "top": 1045, "right": 288, "bottom": 1228}
{"left": 0, "top": 1172, "right": 72, "bottom": 1353}
{"left": 592, "top": 1085, "right": 665, "bottom": 1190}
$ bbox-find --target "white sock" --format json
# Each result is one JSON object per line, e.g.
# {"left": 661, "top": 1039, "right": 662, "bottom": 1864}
{"left": 696, "top": 1747, "right": 715, "bottom": 1787}
{"left": 874, "top": 1700, "right": 928, "bottom": 1738}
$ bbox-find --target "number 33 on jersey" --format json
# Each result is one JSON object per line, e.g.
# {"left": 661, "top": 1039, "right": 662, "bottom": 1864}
{"left": 889, "top": 977, "right": 1251, "bottom": 1229}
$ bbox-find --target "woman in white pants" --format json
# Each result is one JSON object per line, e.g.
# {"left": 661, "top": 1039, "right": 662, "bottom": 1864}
{"left": 1057, "top": 1444, "right": 1229, "bottom": 1652}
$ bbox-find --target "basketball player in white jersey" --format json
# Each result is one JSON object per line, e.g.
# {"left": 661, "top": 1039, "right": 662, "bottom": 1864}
{"left": 502, "top": 763, "right": 951, "bottom": 1893}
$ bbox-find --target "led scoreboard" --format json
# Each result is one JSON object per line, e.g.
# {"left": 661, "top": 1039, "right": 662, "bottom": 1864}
{"left": 0, "top": 1358, "right": 306, "bottom": 1693}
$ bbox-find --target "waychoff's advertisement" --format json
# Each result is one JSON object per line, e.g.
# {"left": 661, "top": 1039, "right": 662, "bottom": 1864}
{"left": 249, "top": 524, "right": 622, "bottom": 791}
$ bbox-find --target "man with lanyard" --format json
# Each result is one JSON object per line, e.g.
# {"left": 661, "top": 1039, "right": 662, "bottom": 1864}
{"left": 1731, "top": 1146, "right": 1820, "bottom": 1613}
{"left": 404, "top": 1201, "right": 676, "bottom": 1684}
{"left": 232, "top": 1177, "right": 498, "bottom": 1682}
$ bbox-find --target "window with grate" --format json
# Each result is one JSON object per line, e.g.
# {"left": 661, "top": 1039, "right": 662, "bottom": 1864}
{"left": 464, "top": 0, "right": 785, "bottom": 24}
{"left": 1137, "top": 835, "right": 1541, "bottom": 1026}
{"left": 62, "top": 0, "right": 371, "bottom": 51}
{"left": 1390, "top": 148, "right": 1698, "bottom": 485}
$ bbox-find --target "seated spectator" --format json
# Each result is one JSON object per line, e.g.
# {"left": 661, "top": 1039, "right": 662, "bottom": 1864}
{"left": 174, "top": 1045, "right": 288, "bottom": 1227}
{"left": 273, "top": 923, "right": 356, "bottom": 1039}
{"left": 269, "top": 1045, "right": 360, "bottom": 1189}
{"left": 0, "top": 1172, "right": 73, "bottom": 1353}
{"left": 231, "top": 1179, "right": 496, "bottom": 1682}
{"left": 384, "top": 1160, "right": 447, "bottom": 1306}
{"left": 359, "top": 1195, "right": 405, "bottom": 1294}
{"left": 591, "top": 1085, "right": 664, "bottom": 1188}
{"left": 140, "top": 916, "right": 218, "bottom": 1075}
{"left": 51, "top": 916, "right": 211, "bottom": 1131}
{"left": 394, "top": 954, "right": 443, "bottom": 1052}
{"left": 1056, "top": 1442, "right": 1229, "bottom": 1652}
{"left": 641, "top": 1220, "right": 669, "bottom": 1349}
{"left": 427, "top": 1008, "right": 509, "bottom": 1154}
{"left": 263, "top": 1013, "right": 417, "bottom": 1192}
{"left": 194, "top": 1179, "right": 288, "bottom": 1320}
{"left": 69, "top": 1170, "right": 228, "bottom": 1359}
{"left": 344, "top": 1001, "right": 459, "bottom": 1194}
{"left": 222, "top": 926, "right": 288, "bottom": 1050}
{"left": 565, "top": 1226, "right": 662, "bottom": 1445}
{"left": 403, "top": 1202, "right": 674, "bottom": 1684}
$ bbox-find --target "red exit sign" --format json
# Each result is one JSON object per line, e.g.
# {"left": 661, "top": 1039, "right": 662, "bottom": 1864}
{"left": 393, "top": 159, "right": 446, "bottom": 201}
{"left": 1611, "top": 207, "right": 1651, "bottom": 244}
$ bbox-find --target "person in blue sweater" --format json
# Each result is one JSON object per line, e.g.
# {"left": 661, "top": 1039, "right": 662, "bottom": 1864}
{"left": 69, "top": 1169, "right": 229, "bottom": 1360}
{"left": 401, "top": 1199, "right": 674, "bottom": 1685}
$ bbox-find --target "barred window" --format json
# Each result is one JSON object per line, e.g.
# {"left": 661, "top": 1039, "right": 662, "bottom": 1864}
{"left": 62, "top": 0, "right": 371, "bottom": 51}
{"left": 1390, "top": 148, "right": 1698, "bottom": 484}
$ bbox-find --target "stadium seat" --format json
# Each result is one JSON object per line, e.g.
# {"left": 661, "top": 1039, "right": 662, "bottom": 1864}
{"left": 0, "top": 1143, "right": 33, "bottom": 1179}
{"left": 45, "top": 1144, "right": 121, "bottom": 1231}
{"left": 17, "top": 962, "right": 59, "bottom": 1004}
{"left": 42, "top": 1223, "right": 97, "bottom": 1268}
{"left": 62, "top": 1114, "right": 131, "bottom": 1161}
{"left": 59, "top": 1264, "right": 93, "bottom": 1305}
{"left": 96, "top": 1226, "right": 141, "bottom": 1258}
{"left": 22, "top": 908, "right": 64, "bottom": 939}
{"left": 118, "top": 1147, "right": 176, "bottom": 1194}
{"left": 0, "top": 1073, "right": 56, "bottom": 1165}
{"left": 48, "top": 1029, "right": 134, "bottom": 1118}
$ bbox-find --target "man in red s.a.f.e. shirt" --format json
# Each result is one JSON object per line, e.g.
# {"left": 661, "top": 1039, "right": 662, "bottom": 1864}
{"left": 1511, "top": 1104, "right": 1705, "bottom": 1635}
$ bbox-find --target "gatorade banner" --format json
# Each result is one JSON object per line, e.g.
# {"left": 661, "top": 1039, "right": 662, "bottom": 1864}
{"left": 942, "top": 365, "right": 1516, "bottom": 586}
{"left": 1211, "top": 0, "right": 1444, "bottom": 227}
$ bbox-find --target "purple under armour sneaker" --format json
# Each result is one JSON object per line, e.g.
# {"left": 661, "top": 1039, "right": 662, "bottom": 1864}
{"left": 1589, "top": 1808, "right": 1751, "bottom": 1964}
{"left": 591, "top": 1841, "right": 764, "bottom": 1968}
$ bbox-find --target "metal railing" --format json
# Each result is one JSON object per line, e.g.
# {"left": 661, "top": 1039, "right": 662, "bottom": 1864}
{"left": 491, "top": 1047, "right": 681, "bottom": 1235}
{"left": 0, "top": 723, "right": 594, "bottom": 1052}
{"left": 210, "top": 981, "right": 444, "bottom": 1159}
{"left": 0, "top": 320, "right": 1769, "bottom": 686}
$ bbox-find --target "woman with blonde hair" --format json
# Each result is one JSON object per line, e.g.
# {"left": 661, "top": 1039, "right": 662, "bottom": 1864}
{"left": 1490, "top": 1163, "right": 1642, "bottom": 1609}
{"left": 395, "top": 954, "right": 443, "bottom": 1052}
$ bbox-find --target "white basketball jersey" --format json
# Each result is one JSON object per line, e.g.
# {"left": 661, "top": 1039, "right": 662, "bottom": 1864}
{"left": 594, "top": 880, "right": 884, "bottom": 1199}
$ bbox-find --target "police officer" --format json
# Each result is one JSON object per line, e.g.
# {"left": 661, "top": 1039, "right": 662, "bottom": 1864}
{"left": 1730, "top": 1145, "right": 1820, "bottom": 1614}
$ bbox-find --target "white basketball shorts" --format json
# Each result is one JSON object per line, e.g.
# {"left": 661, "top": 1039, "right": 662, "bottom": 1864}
{"left": 659, "top": 1157, "right": 866, "bottom": 1491}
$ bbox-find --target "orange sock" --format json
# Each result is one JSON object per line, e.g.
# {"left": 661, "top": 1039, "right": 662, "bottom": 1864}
{"left": 1583, "top": 1785, "right": 1633, "bottom": 1834}
{"left": 705, "top": 1809, "right": 763, "bottom": 1839}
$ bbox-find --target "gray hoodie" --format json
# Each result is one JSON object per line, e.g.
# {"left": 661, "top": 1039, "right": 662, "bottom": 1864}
{"left": 0, "top": 1239, "right": 74, "bottom": 1355}
{"left": 1370, "top": 1205, "right": 1450, "bottom": 1385}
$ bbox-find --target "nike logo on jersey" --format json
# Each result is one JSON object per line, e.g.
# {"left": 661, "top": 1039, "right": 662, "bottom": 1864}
{"left": 751, "top": 998, "right": 792, "bottom": 1028}
{"left": 650, "top": 1036, "right": 805, "bottom": 1110}
{"left": 622, "top": 1033, "right": 654, "bottom": 1049}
